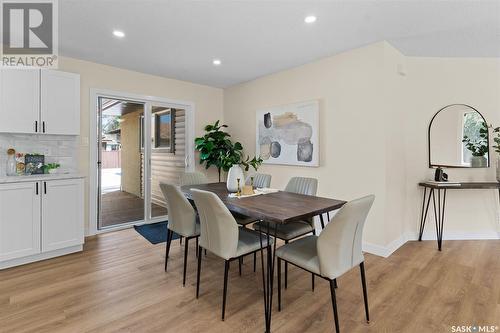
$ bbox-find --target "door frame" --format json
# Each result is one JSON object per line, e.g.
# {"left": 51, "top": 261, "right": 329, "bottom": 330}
{"left": 88, "top": 88, "right": 195, "bottom": 236}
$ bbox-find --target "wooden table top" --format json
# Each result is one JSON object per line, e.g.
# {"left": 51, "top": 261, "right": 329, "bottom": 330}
{"left": 419, "top": 181, "right": 500, "bottom": 189}
{"left": 181, "top": 182, "right": 346, "bottom": 224}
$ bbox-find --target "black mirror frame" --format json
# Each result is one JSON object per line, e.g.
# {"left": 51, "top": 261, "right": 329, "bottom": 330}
{"left": 428, "top": 104, "right": 490, "bottom": 169}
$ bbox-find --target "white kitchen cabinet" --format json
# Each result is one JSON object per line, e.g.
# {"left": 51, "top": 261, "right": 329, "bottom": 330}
{"left": 0, "top": 176, "right": 84, "bottom": 269}
{"left": 41, "top": 70, "right": 80, "bottom": 135}
{"left": 0, "top": 69, "right": 40, "bottom": 134}
{"left": 41, "top": 178, "right": 84, "bottom": 252}
{"left": 0, "top": 182, "right": 41, "bottom": 261}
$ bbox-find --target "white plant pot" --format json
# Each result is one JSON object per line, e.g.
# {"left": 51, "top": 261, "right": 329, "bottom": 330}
{"left": 470, "top": 156, "right": 487, "bottom": 168}
{"left": 48, "top": 168, "right": 58, "bottom": 174}
{"left": 226, "top": 164, "right": 244, "bottom": 192}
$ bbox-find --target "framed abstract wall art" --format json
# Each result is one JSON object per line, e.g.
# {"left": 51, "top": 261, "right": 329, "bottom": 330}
{"left": 256, "top": 100, "right": 319, "bottom": 167}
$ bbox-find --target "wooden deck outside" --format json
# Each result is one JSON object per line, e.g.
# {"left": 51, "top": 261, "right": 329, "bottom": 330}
{"left": 100, "top": 190, "right": 168, "bottom": 228}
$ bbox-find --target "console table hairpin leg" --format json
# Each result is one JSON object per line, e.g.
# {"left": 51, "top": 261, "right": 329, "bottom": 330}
{"left": 418, "top": 187, "right": 447, "bottom": 251}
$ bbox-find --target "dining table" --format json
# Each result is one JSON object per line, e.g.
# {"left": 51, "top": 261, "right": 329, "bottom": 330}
{"left": 181, "top": 182, "right": 346, "bottom": 333}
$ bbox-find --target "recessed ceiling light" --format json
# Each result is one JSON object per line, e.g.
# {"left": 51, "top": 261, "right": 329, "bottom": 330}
{"left": 113, "top": 30, "right": 125, "bottom": 38}
{"left": 212, "top": 59, "right": 222, "bottom": 66}
{"left": 304, "top": 15, "right": 317, "bottom": 24}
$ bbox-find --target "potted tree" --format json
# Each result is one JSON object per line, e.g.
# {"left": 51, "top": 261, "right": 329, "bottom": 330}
{"left": 195, "top": 120, "right": 262, "bottom": 191}
{"left": 462, "top": 121, "right": 489, "bottom": 167}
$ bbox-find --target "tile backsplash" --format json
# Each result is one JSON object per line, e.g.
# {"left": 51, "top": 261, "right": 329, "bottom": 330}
{"left": 0, "top": 134, "right": 78, "bottom": 176}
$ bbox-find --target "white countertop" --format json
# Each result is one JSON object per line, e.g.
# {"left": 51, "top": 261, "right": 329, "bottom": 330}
{"left": 0, "top": 173, "right": 84, "bottom": 184}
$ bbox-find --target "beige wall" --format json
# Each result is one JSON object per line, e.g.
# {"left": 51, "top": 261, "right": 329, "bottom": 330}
{"left": 224, "top": 42, "right": 500, "bottom": 255}
{"left": 224, "top": 42, "right": 399, "bottom": 251}
{"left": 120, "top": 110, "right": 142, "bottom": 197}
{"left": 58, "top": 56, "right": 224, "bottom": 234}
{"left": 404, "top": 57, "right": 500, "bottom": 240}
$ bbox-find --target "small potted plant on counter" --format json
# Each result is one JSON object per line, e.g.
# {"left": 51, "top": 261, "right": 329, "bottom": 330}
{"left": 462, "top": 121, "right": 489, "bottom": 167}
{"left": 43, "top": 163, "right": 61, "bottom": 174}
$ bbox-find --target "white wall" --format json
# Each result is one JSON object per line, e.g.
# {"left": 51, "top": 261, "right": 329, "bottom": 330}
{"left": 57, "top": 57, "right": 224, "bottom": 234}
{"left": 225, "top": 42, "right": 403, "bottom": 254}
{"left": 404, "top": 57, "right": 500, "bottom": 241}
{"left": 224, "top": 42, "right": 500, "bottom": 256}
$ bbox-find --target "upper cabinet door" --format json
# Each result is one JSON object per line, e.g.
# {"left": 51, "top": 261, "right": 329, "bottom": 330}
{"left": 0, "top": 69, "right": 40, "bottom": 134}
{"left": 41, "top": 70, "right": 80, "bottom": 135}
{"left": 0, "top": 182, "right": 41, "bottom": 261}
{"left": 41, "top": 178, "right": 84, "bottom": 252}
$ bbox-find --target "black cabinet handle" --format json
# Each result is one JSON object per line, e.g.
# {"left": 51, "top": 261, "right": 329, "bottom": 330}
{"left": 35, "top": 182, "right": 39, "bottom": 195}
{"left": 44, "top": 181, "right": 47, "bottom": 194}
{"left": 42, "top": 121, "right": 46, "bottom": 133}
{"left": 35, "top": 121, "right": 38, "bottom": 133}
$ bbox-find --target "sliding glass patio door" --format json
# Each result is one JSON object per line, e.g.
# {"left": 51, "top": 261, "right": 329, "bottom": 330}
{"left": 97, "top": 97, "right": 187, "bottom": 230}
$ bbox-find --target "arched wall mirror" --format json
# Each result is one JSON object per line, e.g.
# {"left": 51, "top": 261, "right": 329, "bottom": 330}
{"left": 429, "top": 104, "right": 490, "bottom": 168}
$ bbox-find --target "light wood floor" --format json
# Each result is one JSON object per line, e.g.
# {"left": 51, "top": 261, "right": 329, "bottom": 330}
{"left": 0, "top": 230, "right": 498, "bottom": 333}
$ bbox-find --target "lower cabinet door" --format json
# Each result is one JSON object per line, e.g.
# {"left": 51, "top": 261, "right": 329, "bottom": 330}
{"left": 42, "top": 179, "right": 84, "bottom": 252}
{"left": 0, "top": 182, "right": 41, "bottom": 261}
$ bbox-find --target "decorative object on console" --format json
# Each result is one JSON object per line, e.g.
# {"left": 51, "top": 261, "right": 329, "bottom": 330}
{"left": 256, "top": 100, "right": 319, "bottom": 167}
{"left": 24, "top": 154, "right": 45, "bottom": 175}
{"left": 6, "top": 148, "right": 16, "bottom": 176}
{"left": 429, "top": 104, "right": 490, "bottom": 168}
{"left": 491, "top": 125, "right": 500, "bottom": 182}
{"left": 434, "top": 167, "right": 448, "bottom": 182}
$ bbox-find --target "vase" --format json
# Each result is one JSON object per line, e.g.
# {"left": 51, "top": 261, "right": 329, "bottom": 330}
{"left": 6, "top": 154, "right": 16, "bottom": 176}
{"left": 227, "top": 164, "right": 244, "bottom": 192}
{"left": 470, "top": 156, "right": 487, "bottom": 168}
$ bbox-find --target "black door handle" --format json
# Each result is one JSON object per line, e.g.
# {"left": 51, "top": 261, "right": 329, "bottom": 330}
{"left": 35, "top": 121, "right": 38, "bottom": 133}
{"left": 42, "top": 121, "right": 46, "bottom": 133}
{"left": 35, "top": 182, "right": 39, "bottom": 195}
{"left": 44, "top": 181, "right": 47, "bottom": 194}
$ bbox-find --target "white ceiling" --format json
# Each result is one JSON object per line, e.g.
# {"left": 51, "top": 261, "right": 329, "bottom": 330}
{"left": 60, "top": 0, "right": 500, "bottom": 88}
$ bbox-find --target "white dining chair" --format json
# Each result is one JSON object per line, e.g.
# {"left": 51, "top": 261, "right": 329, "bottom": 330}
{"left": 245, "top": 173, "right": 272, "bottom": 188}
{"left": 276, "top": 195, "right": 375, "bottom": 333}
{"left": 160, "top": 183, "right": 200, "bottom": 286}
{"left": 179, "top": 171, "right": 209, "bottom": 186}
{"left": 191, "top": 188, "right": 274, "bottom": 321}
{"left": 253, "top": 176, "right": 318, "bottom": 287}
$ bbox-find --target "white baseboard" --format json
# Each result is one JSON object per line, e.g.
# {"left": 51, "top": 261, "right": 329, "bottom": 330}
{"left": 363, "top": 231, "right": 499, "bottom": 258}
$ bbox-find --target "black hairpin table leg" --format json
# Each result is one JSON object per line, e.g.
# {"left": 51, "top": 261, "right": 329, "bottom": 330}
{"left": 418, "top": 187, "right": 433, "bottom": 241}
{"left": 258, "top": 221, "right": 277, "bottom": 333}
{"left": 419, "top": 186, "right": 447, "bottom": 251}
{"left": 431, "top": 188, "right": 447, "bottom": 251}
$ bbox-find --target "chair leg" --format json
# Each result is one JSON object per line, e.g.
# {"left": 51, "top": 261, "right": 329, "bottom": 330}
{"left": 329, "top": 279, "right": 340, "bottom": 333}
{"left": 222, "top": 260, "right": 230, "bottom": 321}
{"left": 320, "top": 214, "right": 325, "bottom": 229}
{"left": 312, "top": 274, "right": 315, "bottom": 291}
{"left": 196, "top": 246, "right": 202, "bottom": 298}
{"left": 360, "top": 262, "right": 370, "bottom": 323}
{"left": 183, "top": 237, "right": 189, "bottom": 286}
{"left": 195, "top": 237, "right": 199, "bottom": 258}
{"left": 284, "top": 240, "right": 289, "bottom": 289}
{"left": 239, "top": 257, "right": 242, "bottom": 276}
{"left": 253, "top": 252, "right": 256, "bottom": 272}
{"left": 164, "top": 230, "right": 172, "bottom": 272}
{"left": 180, "top": 236, "right": 182, "bottom": 245}
{"left": 334, "top": 278, "right": 338, "bottom": 289}
{"left": 278, "top": 258, "right": 282, "bottom": 311}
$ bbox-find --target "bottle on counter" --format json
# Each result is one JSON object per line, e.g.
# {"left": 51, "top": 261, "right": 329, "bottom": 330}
{"left": 6, "top": 148, "right": 16, "bottom": 176}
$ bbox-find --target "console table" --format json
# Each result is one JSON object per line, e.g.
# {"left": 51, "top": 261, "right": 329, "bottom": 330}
{"left": 418, "top": 182, "right": 500, "bottom": 251}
